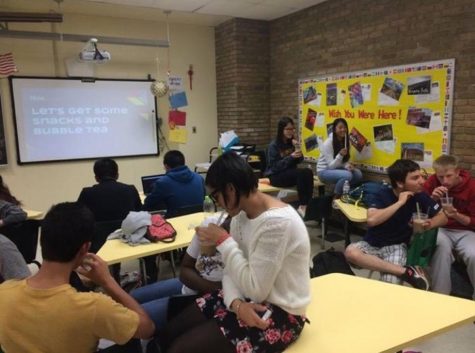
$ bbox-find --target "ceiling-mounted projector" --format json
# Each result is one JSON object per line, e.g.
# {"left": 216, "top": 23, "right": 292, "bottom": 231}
{"left": 79, "top": 50, "right": 111, "bottom": 62}
{"left": 78, "top": 38, "right": 111, "bottom": 63}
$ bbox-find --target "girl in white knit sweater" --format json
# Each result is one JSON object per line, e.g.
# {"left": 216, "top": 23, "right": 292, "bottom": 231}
{"left": 316, "top": 118, "right": 363, "bottom": 196}
{"left": 160, "top": 152, "right": 311, "bottom": 353}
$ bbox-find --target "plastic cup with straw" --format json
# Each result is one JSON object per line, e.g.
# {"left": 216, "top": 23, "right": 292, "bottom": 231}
{"left": 413, "top": 202, "right": 427, "bottom": 234}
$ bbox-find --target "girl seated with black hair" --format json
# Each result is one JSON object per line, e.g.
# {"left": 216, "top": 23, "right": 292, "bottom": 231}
{"left": 265, "top": 116, "right": 313, "bottom": 217}
{"left": 317, "top": 118, "right": 362, "bottom": 196}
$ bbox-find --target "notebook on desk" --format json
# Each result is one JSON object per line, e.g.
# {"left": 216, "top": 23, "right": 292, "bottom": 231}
{"left": 141, "top": 174, "right": 164, "bottom": 195}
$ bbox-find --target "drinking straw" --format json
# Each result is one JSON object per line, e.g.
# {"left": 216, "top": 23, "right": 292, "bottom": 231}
{"left": 344, "top": 134, "right": 347, "bottom": 149}
{"left": 216, "top": 210, "right": 226, "bottom": 226}
{"left": 416, "top": 202, "right": 421, "bottom": 219}
{"left": 445, "top": 191, "right": 450, "bottom": 204}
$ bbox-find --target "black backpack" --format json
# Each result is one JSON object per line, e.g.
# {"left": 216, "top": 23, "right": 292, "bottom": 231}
{"left": 311, "top": 249, "right": 355, "bottom": 277}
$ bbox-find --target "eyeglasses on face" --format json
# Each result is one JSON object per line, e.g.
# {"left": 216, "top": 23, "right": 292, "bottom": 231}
{"left": 208, "top": 189, "right": 220, "bottom": 203}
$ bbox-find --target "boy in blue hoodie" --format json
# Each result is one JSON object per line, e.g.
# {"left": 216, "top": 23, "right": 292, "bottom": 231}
{"left": 143, "top": 150, "right": 205, "bottom": 281}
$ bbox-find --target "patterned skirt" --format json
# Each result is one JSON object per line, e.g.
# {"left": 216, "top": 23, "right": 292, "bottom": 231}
{"left": 195, "top": 290, "right": 307, "bottom": 353}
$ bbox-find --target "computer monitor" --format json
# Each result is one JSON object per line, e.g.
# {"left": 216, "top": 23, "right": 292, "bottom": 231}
{"left": 141, "top": 174, "right": 163, "bottom": 195}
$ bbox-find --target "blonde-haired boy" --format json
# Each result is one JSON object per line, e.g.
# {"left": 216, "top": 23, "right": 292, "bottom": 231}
{"left": 423, "top": 154, "right": 475, "bottom": 299}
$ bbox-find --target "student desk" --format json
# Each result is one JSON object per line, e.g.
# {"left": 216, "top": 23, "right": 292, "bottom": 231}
{"left": 25, "top": 209, "right": 44, "bottom": 220}
{"left": 286, "top": 273, "right": 475, "bottom": 353}
{"left": 98, "top": 212, "right": 204, "bottom": 265}
{"left": 333, "top": 199, "right": 367, "bottom": 246}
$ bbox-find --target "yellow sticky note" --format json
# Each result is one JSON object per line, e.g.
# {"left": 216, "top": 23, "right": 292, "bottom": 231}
{"left": 169, "top": 128, "right": 188, "bottom": 144}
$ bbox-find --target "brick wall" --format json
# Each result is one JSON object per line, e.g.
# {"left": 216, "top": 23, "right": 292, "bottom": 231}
{"left": 269, "top": 0, "right": 475, "bottom": 172}
{"left": 215, "top": 18, "right": 270, "bottom": 147}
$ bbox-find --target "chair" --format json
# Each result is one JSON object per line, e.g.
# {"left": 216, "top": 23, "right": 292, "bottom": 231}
{"left": 158, "top": 204, "right": 205, "bottom": 278}
{"left": 1, "top": 220, "right": 41, "bottom": 264}
{"left": 246, "top": 149, "right": 267, "bottom": 177}
{"left": 230, "top": 143, "right": 256, "bottom": 158}
{"left": 303, "top": 195, "right": 333, "bottom": 249}
{"left": 194, "top": 147, "right": 219, "bottom": 173}
{"left": 91, "top": 219, "right": 123, "bottom": 254}
{"left": 167, "top": 204, "right": 204, "bottom": 218}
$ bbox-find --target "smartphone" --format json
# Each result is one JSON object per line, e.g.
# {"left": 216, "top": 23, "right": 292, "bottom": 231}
{"left": 260, "top": 309, "right": 272, "bottom": 321}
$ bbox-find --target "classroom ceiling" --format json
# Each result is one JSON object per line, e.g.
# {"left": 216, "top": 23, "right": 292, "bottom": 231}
{"left": 0, "top": 0, "right": 328, "bottom": 26}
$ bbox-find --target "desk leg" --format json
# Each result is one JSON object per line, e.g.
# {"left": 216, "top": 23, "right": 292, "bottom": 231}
{"left": 139, "top": 259, "right": 148, "bottom": 285}
{"left": 321, "top": 217, "right": 327, "bottom": 250}
{"left": 344, "top": 219, "right": 350, "bottom": 247}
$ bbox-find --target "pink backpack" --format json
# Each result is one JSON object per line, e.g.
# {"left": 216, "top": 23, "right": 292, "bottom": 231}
{"left": 147, "top": 214, "right": 177, "bottom": 243}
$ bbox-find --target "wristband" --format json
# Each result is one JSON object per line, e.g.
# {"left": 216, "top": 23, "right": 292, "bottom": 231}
{"left": 216, "top": 232, "right": 230, "bottom": 246}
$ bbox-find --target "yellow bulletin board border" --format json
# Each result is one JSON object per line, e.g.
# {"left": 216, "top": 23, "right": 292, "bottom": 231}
{"left": 298, "top": 59, "right": 455, "bottom": 174}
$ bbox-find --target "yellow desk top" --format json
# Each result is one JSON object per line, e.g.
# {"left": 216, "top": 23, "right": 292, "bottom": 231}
{"left": 333, "top": 199, "right": 367, "bottom": 222}
{"left": 257, "top": 182, "right": 281, "bottom": 193}
{"left": 286, "top": 274, "right": 475, "bottom": 353}
{"left": 25, "top": 209, "right": 44, "bottom": 220}
{"left": 97, "top": 212, "right": 205, "bottom": 265}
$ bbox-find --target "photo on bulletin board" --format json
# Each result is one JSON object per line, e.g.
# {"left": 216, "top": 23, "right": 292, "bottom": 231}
{"left": 298, "top": 58, "right": 455, "bottom": 174}
{"left": 0, "top": 96, "right": 7, "bottom": 166}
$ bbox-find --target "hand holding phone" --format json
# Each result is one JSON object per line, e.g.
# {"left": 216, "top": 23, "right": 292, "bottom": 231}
{"left": 260, "top": 309, "right": 272, "bottom": 321}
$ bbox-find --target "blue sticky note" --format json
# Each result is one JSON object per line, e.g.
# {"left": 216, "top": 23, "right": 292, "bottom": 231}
{"left": 169, "top": 91, "right": 188, "bottom": 109}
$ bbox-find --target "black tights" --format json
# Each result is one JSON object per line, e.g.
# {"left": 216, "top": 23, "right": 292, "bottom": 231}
{"left": 269, "top": 167, "right": 314, "bottom": 205}
{"left": 159, "top": 303, "right": 234, "bottom": 353}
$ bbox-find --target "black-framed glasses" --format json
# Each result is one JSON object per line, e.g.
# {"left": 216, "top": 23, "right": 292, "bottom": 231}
{"left": 208, "top": 189, "right": 220, "bottom": 203}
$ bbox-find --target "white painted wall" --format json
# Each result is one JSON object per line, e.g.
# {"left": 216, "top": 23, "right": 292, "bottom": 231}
{"left": 0, "top": 10, "right": 217, "bottom": 211}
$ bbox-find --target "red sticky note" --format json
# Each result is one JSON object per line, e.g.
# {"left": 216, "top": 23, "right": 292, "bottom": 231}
{"left": 169, "top": 110, "right": 186, "bottom": 126}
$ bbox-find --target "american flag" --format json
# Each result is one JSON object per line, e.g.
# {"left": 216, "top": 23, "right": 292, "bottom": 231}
{"left": 0, "top": 52, "right": 18, "bottom": 76}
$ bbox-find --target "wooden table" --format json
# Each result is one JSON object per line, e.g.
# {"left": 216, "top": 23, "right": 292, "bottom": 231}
{"left": 97, "top": 212, "right": 204, "bottom": 265}
{"left": 286, "top": 273, "right": 475, "bottom": 353}
{"left": 333, "top": 199, "right": 367, "bottom": 246}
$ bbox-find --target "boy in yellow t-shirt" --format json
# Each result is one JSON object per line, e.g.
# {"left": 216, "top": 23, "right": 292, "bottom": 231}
{"left": 0, "top": 202, "right": 155, "bottom": 353}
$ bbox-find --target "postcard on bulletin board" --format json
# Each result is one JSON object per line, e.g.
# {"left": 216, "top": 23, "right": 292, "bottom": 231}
{"left": 298, "top": 59, "right": 455, "bottom": 174}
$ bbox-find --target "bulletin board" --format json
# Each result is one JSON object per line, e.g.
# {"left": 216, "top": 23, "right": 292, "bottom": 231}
{"left": 298, "top": 59, "right": 454, "bottom": 173}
